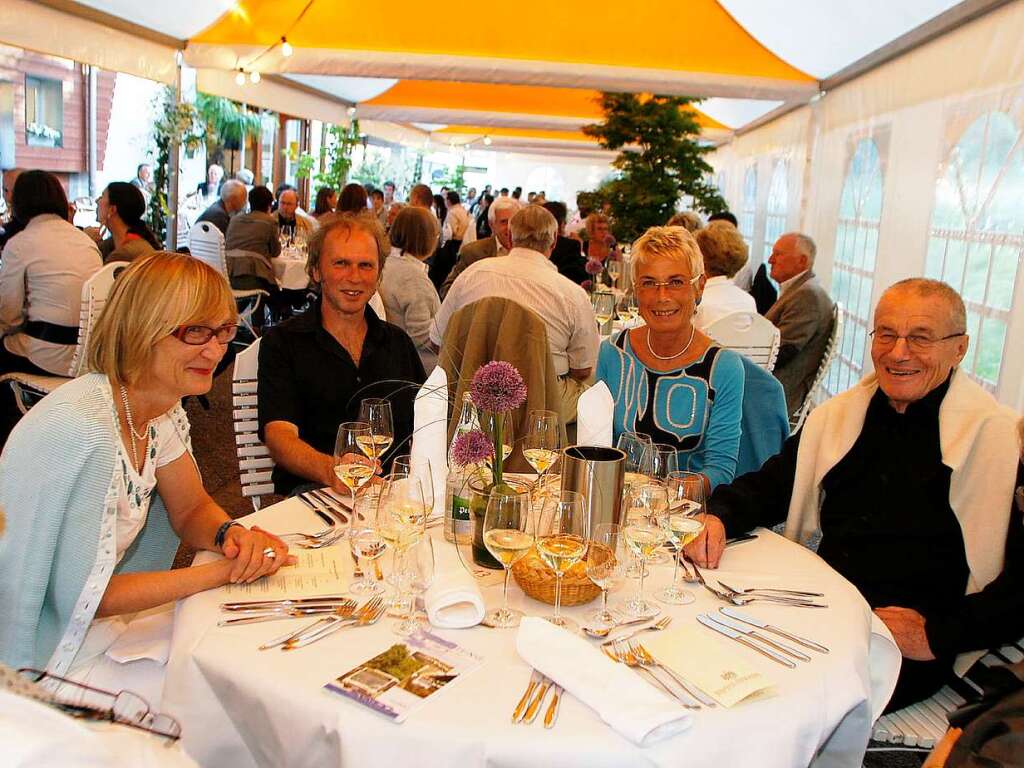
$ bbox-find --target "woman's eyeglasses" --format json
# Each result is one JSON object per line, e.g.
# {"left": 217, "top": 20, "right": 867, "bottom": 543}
{"left": 172, "top": 323, "right": 238, "bottom": 345}
{"left": 636, "top": 275, "right": 701, "bottom": 293}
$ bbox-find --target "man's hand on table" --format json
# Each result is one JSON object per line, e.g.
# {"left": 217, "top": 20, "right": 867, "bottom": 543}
{"left": 874, "top": 606, "right": 936, "bottom": 661}
{"left": 222, "top": 525, "right": 296, "bottom": 583}
{"left": 684, "top": 514, "right": 727, "bottom": 568}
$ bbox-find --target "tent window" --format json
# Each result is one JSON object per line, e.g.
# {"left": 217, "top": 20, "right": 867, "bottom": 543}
{"left": 762, "top": 159, "right": 788, "bottom": 264}
{"left": 926, "top": 110, "right": 1024, "bottom": 391}
{"left": 24, "top": 75, "right": 63, "bottom": 148}
{"left": 825, "top": 138, "right": 885, "bottom": 397}
{"left": 740, "top": 165, "right": 757, "bottom": 250}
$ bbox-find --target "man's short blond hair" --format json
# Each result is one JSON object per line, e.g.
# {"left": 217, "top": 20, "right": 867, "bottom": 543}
{"left": 306, "top": 211, "right": 390, "bottom": 288}
{"left": 695, "top": 220, "right": 748, "bottom": 278}
{"left": 87, "top": 252, "right": 237, "bottom": 385}
{"left": 631, "top": 226, "right": 704, "bottom": 283}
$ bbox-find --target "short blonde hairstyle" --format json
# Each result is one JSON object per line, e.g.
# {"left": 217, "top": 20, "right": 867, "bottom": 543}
{"left": 666, "top": 211, "right": 704, "bottom": 232}
{"left": 584, "top": 212, "right": 610, "bottom": 235}
{"left": 631, "top": 226, "right": 704, "bottom": 283}
{"left": 87, "top": 252, "right": 236, "bottom": 385}
{"left": 695, "top": 220, "right": 748, "bottom": 278}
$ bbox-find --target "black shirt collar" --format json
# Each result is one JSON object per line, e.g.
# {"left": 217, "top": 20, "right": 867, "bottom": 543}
{"left": 290, "top": 298, "right": 386, "bottom": 341}
{"left": 869, "top": 371, "right": 953, "bottom": 425}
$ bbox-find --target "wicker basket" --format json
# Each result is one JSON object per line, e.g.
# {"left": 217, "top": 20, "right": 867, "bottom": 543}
{"left": 512, "top": 544, "right": 602, "bottom": 606}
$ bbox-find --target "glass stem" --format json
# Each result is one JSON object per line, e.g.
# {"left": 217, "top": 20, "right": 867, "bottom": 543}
{"left": 671, "top": 545, "right": 681, "bottom": 590}
{"left": 501, "top": 567, "right": 511, "bottom": 615}
{"left": 638, "top": 557, "right": 647, "bottom": 601}
{"left": 554, "top": 573, "right": 563, "bottom": 621}
{"left": 602, "top": 588, "right": 609, "bottom": 613}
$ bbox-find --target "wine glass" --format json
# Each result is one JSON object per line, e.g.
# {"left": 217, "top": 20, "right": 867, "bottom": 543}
{"left": 479, "top": 412, "right": 513, "bottom": 469}
{"left": 622, "top": 511, "right": 667, "bottom": 619}
{"left": 592, "top": 291, "right": 615, "bottom": 331}
{"left": 536, "top": 489, "right": 587, "bottom": 632}
{"left": 650, "top": 444, "right": 678, "bottom": 481}
{"left": 482, "top": 490, "right": 532, "bottom": 628}
{"left": 617, "top": 431, "right": 653, "bottom": 494}
{"left": 349, "top": 497, "right": 387, "bottom": 595}
{"left": 585, "top": 523, "right": 627, "bottom": 629}
{"left": 357, "top": 398, "right": 394, "bottom": 470}
{"left": 524, "top": 409, "right": 560, "bottom": 477}
{"left": 393, "top": 536, "right": 435, "bottom": 636}
{"left": 377, "top": 471, "right": 428, "bottom": 609}
{"left": 335, "top": 422, "right": 375, "bottom": 512}
{"left": 616, "top": 294, "right": 633, "bottom": 323}
{"left": 657, "top": 471, "right": 707, "bottom": 605}
{"left": 607, "top": 259, "right": 622, "bottom": 288}
{"left": 635, "top": 480, "right": 670, "bottom": 565}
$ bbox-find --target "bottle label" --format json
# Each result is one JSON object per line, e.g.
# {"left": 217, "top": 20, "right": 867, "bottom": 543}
{"left": 451, "top": 494, "right": 471, "bottom": 522}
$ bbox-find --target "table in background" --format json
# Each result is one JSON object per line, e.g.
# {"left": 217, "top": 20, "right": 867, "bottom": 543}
{"left": 274, "top": 249, "right": 309, "bottom": 291}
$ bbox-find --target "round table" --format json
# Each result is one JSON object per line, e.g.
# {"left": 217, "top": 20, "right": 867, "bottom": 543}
{"left": 162, "top": 497, "right": 900, "bottom": 768}
{"left": 274, "top": 250, "right": 309, "bottom": 291}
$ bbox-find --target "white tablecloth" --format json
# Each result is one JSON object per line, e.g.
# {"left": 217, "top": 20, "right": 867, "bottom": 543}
{"left": 162, "top": 499, "right": 900, "bottom": 768}
{"left": 273, "top": 254, "right": 309, "bottom": 290}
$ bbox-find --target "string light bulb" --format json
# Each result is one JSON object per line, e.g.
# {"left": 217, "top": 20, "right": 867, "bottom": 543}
{"left": 235, "top": 69, "right": 246, "bottom": 86}
{"left": 249, "top": 71, "right": 261, "bottom": 84}
{"left": 483, "top": 135, "right": 492, "bottom": 146}
{"left": 347, "top": 106, "right": 357, "bottom": 117}
{"left": 281, "top": 37, "right": 293, "bottom": 57}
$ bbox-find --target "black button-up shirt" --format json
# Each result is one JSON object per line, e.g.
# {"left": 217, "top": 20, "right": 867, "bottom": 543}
{"left": 257, "top": 301, "right": 426, "bottom": 495}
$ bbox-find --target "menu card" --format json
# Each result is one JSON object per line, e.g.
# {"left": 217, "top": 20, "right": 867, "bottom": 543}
{"left": 222, "top": 547, "right": 350, "bottom": 597}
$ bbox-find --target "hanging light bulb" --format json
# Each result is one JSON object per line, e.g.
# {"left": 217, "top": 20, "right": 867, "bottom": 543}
{"left": 249, "top": 70, "right": 261, "bottom": 84}
{"left": 281, "top": 37, "right": 293, "bottom": 57}
{"left": 483, "top": 135, "right": 492, "bottom": 146}
{"left": 347, "top": 106, "right": 357, "bottom": 117}
{"left": 235, "top": 69, "right": 246, "bottom": 86}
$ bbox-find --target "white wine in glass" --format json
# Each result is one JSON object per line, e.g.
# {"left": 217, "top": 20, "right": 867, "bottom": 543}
{"left": 524, "top": 409, "right": 560, "bottom": 476}
{"left": 357, "top": 398, "right": 394, "bottom": 467}
{"left": 623, "top": 520, "right": 666, "bottom": 617}
{"left": 536, "top": 490, "right": 587, "bottom": 632}
{"left": 335, "top": 421, "right": 373, "bottom": 512}
{"left": 482, "top": 490, "right": 532, "bottom": 628}
{"left": 658, "top": 470, "right": 706, "bottom": 605}
{"left": 356, "top": 434, "right": 393, "bottom": 462}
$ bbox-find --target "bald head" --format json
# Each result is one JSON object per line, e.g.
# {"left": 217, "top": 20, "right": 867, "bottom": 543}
{"left": 221, "top": 180, "right": 247, "bottom": 213}
{"left": 879, "top": 278, "right": 966, "bottom": 334}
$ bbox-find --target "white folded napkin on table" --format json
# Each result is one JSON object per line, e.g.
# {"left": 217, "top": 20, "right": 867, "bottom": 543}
{"left": 105, "top": 605, "right": 175, "bottom": 665}
{"left": 516, "top": 617, "right": 692, "bottom": 746}
{"left": 576, "top": 382, "right": 614, "bottom": 447}
{"left": 411, "top": 366, "right": 449, "bottom": 518}
{"left": 423, "top": 569, "right": 485, "bottom": 629}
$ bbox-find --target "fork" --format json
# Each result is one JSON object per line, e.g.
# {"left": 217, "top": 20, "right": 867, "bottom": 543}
{"left": 283, "top": 598, "right": 386, "bottom": 650}
{"left": 630, "top": 642, "right": 716, "bottom": 707}
{"left": 691, "top": 565, "right": 822, "bottom": 606}
{"left": 601, "top": 615, "right": 672, "bottom": 647}
{"left": 259, "top": 597, "right": 382, "bottom": 651}
{"left": 607, "top": 643, "right": 699, "bottom": 709}
{"left": 715, "top": 580, "right": 824, "bottom": 598}
{"left": 219, "top": 602, "right": 357, "bottom": 627}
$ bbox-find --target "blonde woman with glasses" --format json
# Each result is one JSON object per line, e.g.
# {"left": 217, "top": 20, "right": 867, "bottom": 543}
{"left": 0, "top": 253, "right": 294, "bottom": 688}
{"left": 595, "top": 226, "right": 744, "bottom": 492}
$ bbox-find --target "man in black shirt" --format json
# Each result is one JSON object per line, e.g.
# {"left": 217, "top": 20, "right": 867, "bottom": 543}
{"left": 257, "top": 213, "right": 426, "bottom": 496}
{"left": 688, "top": 278, "right": 1024, "bottom": 710}
{"left": 543, "top": 201, "right": 587, "bottom": 285}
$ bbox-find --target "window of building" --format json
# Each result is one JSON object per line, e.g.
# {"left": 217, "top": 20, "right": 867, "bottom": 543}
{"left": 24, "top": 75, "right": 63, "bottom": 148}
{"left": 825, "top": 137, "right": 885, "bottom": 397}
{"left": 762, "top": 159, "right": 789, "bottom": 264}
{"left": 925, "top": 110, "right": 1024, "bottom": 391}
{"left": 739, "top": 165, "right": 757, "bottom": 249}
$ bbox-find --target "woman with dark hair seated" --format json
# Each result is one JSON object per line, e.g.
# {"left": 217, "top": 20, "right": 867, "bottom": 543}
{"left": 98, "top": 182, "right": 161, "bottom": 263}
{"left": 0, "top": 170, "right": 101, "bottom": 378}
{"left": 337, "top": 182, "right": 368, "bottom": 214}
{"left": 313, "top": 186, "right": 337, "bottom": 219}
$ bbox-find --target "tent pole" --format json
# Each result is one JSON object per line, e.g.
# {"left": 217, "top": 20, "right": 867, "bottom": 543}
{"left": 166, "top": 54, "right": 182, "bottom": 251}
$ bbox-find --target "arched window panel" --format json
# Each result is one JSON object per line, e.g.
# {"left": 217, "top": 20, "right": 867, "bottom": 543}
{"left": 824, "top": 136, "right": 886, "bottom": 397}
{"left": 762, "top": 159, "right": 789, "bottom": 264}
{"left": 926, "top": 110, "right": 1024, "bottom": 390}
{"left": 740, "top": 165, "right": 757, "bottom": 248}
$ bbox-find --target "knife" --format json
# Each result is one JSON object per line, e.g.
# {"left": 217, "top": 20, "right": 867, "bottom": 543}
{"left": 696, "top": 614, "right": 796, "bottom": 668}
{"left": 523, "top": 677, "right": 552, "bottom": 724}
{"left": 719, "top": 607, "right": 830, "bottom": 654}
{"left": 512, "top": 671, "right": 539, "bottom": 722}
{"left": 725, "top": 533, "right": 758, "bottom": 547}
{"left": 543, "top": 685, "right": 563, "bottom": 728}
{"left": 296, "top": 495, "right": 337, "bottom": 527}
{"left": 709, "top": 612, "right": 811, "bottom": 662}
{"left": 221, "top": 595, "right": 352, "bottom": 610}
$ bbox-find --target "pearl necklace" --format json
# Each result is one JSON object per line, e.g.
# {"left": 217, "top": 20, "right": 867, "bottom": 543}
{"left": 119, "top": 384, "right": 150, "bottom": 471}
{"left": 645, "top": 325, "right": 696, "bottom": 362}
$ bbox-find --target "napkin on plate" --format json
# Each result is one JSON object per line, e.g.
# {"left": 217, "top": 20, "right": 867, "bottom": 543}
{"left": 423, "top": 569, "right": 485, "bottom": 629}
{"left": 576, "top": 382, "right": 614, "bottom": 447}
{"left": 516, "top": 617, "right": 692, "bottom": 746}
{"left": 105, "top": 605, "right": 175, "bottom": 665}
{"left": 411, "top": 366, "right": 449, "bottom": 517}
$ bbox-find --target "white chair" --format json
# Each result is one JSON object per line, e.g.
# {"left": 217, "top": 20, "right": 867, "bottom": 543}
{"left": 232, "top": 338, "right": 275, "bottom": 510}
{"left": 0, "top": 262, "right": 126, "bottom": 413}
{"left": 188, "top": 222, "right": 267, "bottom": 336}
{"left": 704, "top": 311, "right": 781, "bottom": 372}
{"left": 788, "top": 303, "right": 844, "bottom": 434}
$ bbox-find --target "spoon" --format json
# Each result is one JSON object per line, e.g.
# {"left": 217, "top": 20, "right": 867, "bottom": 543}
{"left": 582, "top": 614, "right": 665, "bottom": 638}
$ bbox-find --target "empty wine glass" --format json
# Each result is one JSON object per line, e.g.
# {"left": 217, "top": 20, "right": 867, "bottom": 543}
{"left": 335, "top": 422, "right": 375, "bottom": 512}
{"left": 586, "top": 523, "right": 627, "bottom": 629}
{"left": 377, "top": 471, "right": 428, "bottom": 608}
{"left": 657, "top": 471, "right": 707, "bottom": 605}
{"left": 357, "top": 398, "right": 394, "bottom": 470}
{"left": 622, "top": 512, "right": 667, "bottom": 619}
{"left": 524, "top": 409, "right": 560, "bottom": 477}
{"left": 393, "top": 536, "right": 435, "bottom": 636}
{"left": 482, "top": 490, "right": 532, "bottom": 628}
{"left": 536, "top": 489, "right": 587, "bottom": 632}
{"left": 607, "top": 259, "right": 622, "bottom": 288}
{"left": 349, "top": 499, "right": 387, "bottom": 596}
{"left": 650, "top": 444, "right": 678, "bottom": 481}
{"left": 617, "top": 431, "right": 653, "bottom": 494}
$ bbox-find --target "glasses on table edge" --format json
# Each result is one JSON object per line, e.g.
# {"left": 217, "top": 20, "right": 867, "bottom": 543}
{"left": 172, "top": 323, "right": 239, "bottom": 345}
{"left": 16, "top": 668, "right": 182, "bottom": 741}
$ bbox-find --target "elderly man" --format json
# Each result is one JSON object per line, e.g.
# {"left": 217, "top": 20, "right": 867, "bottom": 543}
{"left": 765, "top": 232, "right": 834, "bottom": 416}
{"left": 130, "top": 163, "right": 153, "bottom": 202}
{"left": 691, "top": 278, "right": 1024, "bottom": 712}
{"left": 196, "top": 179, "right": 247, "bottom": 236}
{"left": 197, "top": 163, "right": 224, "bottom": 203}
{"left": 277, "top": 187, "right": 314, "bottom": 242}
{"left": 438, "top": 195, "right": 519, "bottom": 299}
{"left": 258, "top": 213, "right": 425, "bottom": 496}
{"left": 430, "top": 204, "right": 599, "bottom": 423}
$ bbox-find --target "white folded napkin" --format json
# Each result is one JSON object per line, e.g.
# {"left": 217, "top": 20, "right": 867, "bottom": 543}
{"left": 105, "top": 606, "right": 175, "bottom": 665}
{"left": 516, "top": 617, "right": 692, "bottom": 746}
{"left": 412, "top": 366, "right": 449, "bottom": 517}
{"left": 576, "top": 382, "right": 614, "bottom": 447}
{"left": 423, "top": 570, "right": 485, "bottom": 629}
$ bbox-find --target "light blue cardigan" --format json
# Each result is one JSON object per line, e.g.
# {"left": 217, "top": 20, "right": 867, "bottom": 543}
{"left": 0, "top": 374, "right": 182, "bottom": 673}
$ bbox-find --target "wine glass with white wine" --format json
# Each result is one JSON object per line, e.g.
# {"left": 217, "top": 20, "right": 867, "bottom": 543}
{"left": 622, "top": 512, "right": 667, "bottom": 619}
{"left": 482, "top": 490, "right": 533, "bottom": 628}
{"left": 606, "top": 259, "right": 622, "bottom": 288}
{"left": 617, "top": 431, "right": 653, "bottom": 495}
{"left": 377, "top": 471, "right": 428, "bottom": 611}
{"left": 592, "top": 291, "right": 615, "bottom": 332}
{"left": 335, "top": 422, "right": 375, "bottom": 514}
{"left": 657, "top": 471, "right": 706, "bottom": 605}
{"left": 585, "top": 523, "right": 627, "bottom": 629}
{"left": 524, "top": 409, "right": 560, "bottom": 477}
{"left": 536, "top": 489, "right": 587, "bottom": 632}
{"left": 357, "top": 398, "right": 394, "bottom": 472}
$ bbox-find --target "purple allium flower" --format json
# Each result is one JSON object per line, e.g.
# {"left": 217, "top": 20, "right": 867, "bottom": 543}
{"left": 581, "top": 279, "right": 593, "bottom": 291}
{"left": 470, "top": 361, "right": 527, "bottom": 413}
{"left": 451, "top": 429, "right": 494, "bottom": 466}
{"left": 585, "top": 258, "right": 604, "bottom": 276}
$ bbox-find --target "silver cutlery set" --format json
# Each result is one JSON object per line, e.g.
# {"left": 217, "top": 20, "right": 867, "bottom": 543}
{"left": 691, "top": 565, "right": 828, "bottom": 608}
{"left": 512, "top": 671, "right": 562, "bottom": 728}
{"left": 697, "top": 608, "right": 829, "bottom": 668}
{"left": 218, "top": 595, "right": 385, "bottom": 650}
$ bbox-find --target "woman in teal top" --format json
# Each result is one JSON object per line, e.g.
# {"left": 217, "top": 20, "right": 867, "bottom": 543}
{"left": 596, "top": 226, "right": 744, "bottom": 491}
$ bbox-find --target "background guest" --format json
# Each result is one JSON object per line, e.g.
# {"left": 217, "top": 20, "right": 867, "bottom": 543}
{"left": 693, "top": 220, "right": 756, "bottom": 329}
{"left": 276, "top": 187, "right": 314, "bottom": 242}
{"left": 196, "top": 180, "right": 247, "bottom": 236}
{"left": 438, "top": 195, "right": 518, "bottom": 298}
{"left": 196, "top": 163, "right": 224, "bottom": 203}
{"left": 667, "top": 210, "right": 704, "bottom": 233}
{"left": 408, "top": 183, "right": 434, "bottom": 209}
{"left": 225, "top": 185, "right": 280, "bottom": 296}
{"left": 338, "top": 183, "right": 369, "bottom": 214}
{"left": 370, "top": 188, "right": 387, "bottom": 226}
{"left": 544, "top": 200, "right": 587, "bottom": 285}
{"left": 98, "top": 182, "right": 161, "bottom": 264}
{"left": 313, "top": 187, "right": 337, "bottom": 219}
{"left": 582, "top": 213, "right": 620, "bottom": 264}
{"left": 129, "top": 163, "right": 154, "bottom": 204}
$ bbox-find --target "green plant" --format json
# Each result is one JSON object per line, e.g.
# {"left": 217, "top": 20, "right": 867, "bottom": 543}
{"left": 296, "top": 120, "right": 363, "bottom": 192}
{"left": 148, "top": 87, "right": 204, "bottom": 244}
{"left": 349, "top": 150, "right": 387, "bottom": 189}
{"left": 195, "top": 93, "right": 262, "bottom": 152}
{"left": 433, "top": 163, "right": 466, "bottom": 194}
{"left": 582, "top": 93, "right": 726, "bottom": 242}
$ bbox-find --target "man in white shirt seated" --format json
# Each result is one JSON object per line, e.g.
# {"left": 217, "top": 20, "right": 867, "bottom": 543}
{"left": 429, "top": 204, "right": 599, "bottom": 423}
{"left": 693, "top": 220, "right": 756, "bottom": 329}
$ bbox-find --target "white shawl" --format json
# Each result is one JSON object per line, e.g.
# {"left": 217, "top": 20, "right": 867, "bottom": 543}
{"left": 785, "top": 369, "right": 1020, "bottom": 675}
